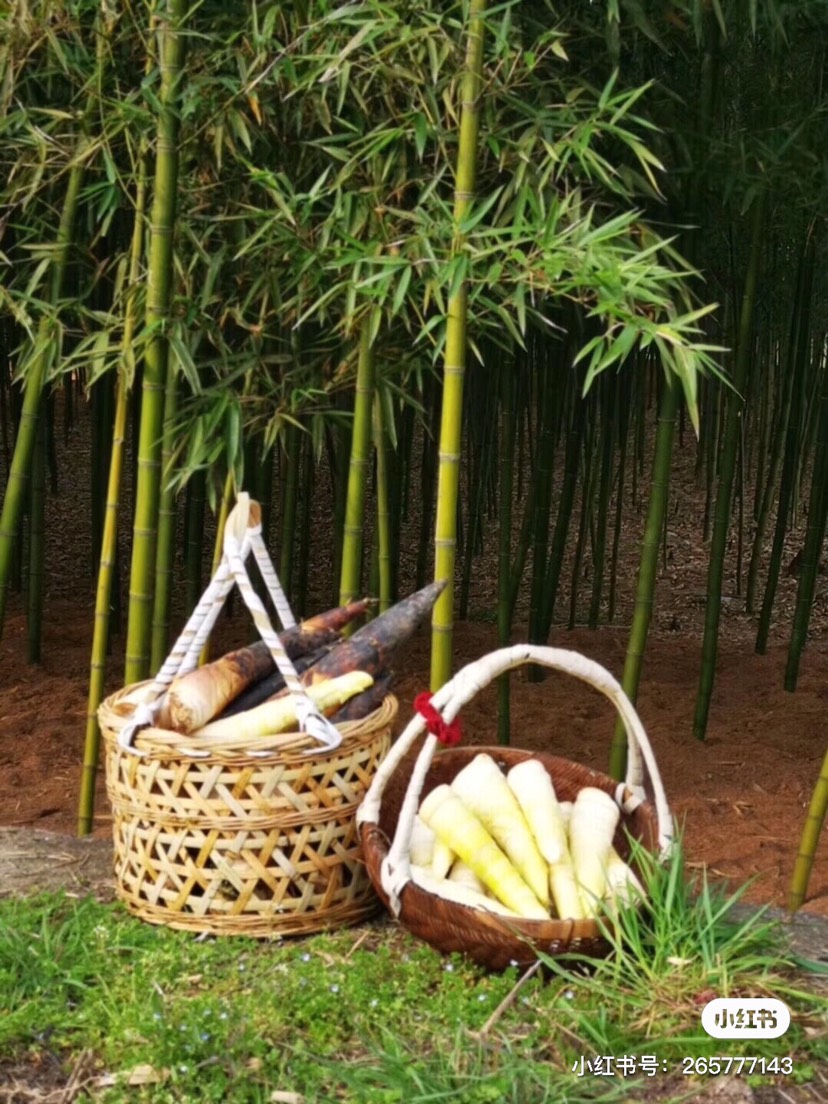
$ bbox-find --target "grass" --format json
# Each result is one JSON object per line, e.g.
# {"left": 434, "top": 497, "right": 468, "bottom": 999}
{"left": 1, "top": 837, "right": 827, "bottom": 1103}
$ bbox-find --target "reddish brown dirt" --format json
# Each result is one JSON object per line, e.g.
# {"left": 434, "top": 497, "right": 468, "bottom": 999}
{"left": 2, "top": 596, "right": 827, "bottom": 915}
{"left": 2, "top": 396, "right": 828, "bottom": 916}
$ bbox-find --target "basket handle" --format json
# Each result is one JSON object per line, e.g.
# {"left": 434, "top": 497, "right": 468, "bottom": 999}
{"left": 356, "top": 643, "right": 673, "bottom": 917}
{"left": 117, "top": 493, "right": 342, "bottom": 756}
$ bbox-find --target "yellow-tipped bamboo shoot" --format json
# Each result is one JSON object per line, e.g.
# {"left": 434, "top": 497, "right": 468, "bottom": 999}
{"left": 410, "top": 815, "right": 436, "bottom": 869}
{"left": 193, "top": 671, "right": 372, "bottom": 740}
{"left": 418, "top": 784, "right": 547, "bottom": 919}
{"left": 450, "top": 755, "right": 550, "bottom": 907}
{"left": 604, "top": 847, "right": 645, "bottom": 908}
{"left": 506, "top": 760, "right": 584, "bottom": 920}
{"left": 448, "top": 859, "right": 486, "bottom": 895}
{"left": 569, "top": 787, "right": 620, "bottom": 917}
{"left": 409, "top": 865, "right": 522, "bottom": 918}
{"left": 431, "top": 837, "right": 455, "bottom": 879}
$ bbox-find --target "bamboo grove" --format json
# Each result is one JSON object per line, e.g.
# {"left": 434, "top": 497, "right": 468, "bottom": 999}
{"left": 1, "top": 1, "right": 827, "bottom": 885}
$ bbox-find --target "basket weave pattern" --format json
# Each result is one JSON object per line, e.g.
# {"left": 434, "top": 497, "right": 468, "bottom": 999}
{"left": 102, "top": 688, "right": 396, "bottom": 937}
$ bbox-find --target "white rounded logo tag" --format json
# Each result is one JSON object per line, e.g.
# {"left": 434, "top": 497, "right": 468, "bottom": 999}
{"left": 701, "top": 998, "right": 790, "bottom": 1038}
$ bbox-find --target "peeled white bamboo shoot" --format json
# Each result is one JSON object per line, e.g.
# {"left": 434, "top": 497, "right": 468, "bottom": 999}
{"left": 450, "top": 755, "right": 550, "bottom": 908}
{"left": 506, "top": 761, "right": 584, "bottom": 920}
{"left": 506, "top": 760, "right": 568, "bottom": 865}
{"left": 193, "top": 671, "right": 372, "bottom": 740}
{"left": 604, "top": 847, "right": 646, "bottom": 907}
{"left": 569, "top": 787, "right": 620, "bottom": 917}
{"left": 409, "top": 816, "right": 436, "bottom": 869}
{"left": 418, "top": 785, "right": 548, "bottom": 920}
{"left": 409, "top": 866, "right": 522, "bottom": 918}
{"left": 431, "top": 837, "right": 455, "bottom": 879}
{"left": 448, "top": 860, "right": 486, "bottom": 895}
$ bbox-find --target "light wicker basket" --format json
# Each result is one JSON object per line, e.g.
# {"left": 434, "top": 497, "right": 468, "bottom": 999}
{"left": 101, "top": 690, "right": 396, "bottom": 937}
{"left": 100, "top": 493, "right": 396, "bottom": 937}
{"left": 358, "top": 644, "right": 673, "bottom": 970}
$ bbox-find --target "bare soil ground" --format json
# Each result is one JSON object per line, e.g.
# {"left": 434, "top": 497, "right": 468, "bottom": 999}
{"left": 2, "top": 396, "right": 828, "bottom": 923}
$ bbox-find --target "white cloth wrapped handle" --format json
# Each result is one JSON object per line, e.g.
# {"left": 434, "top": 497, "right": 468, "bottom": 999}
{"left": 117, "top": 493, "right": 342, "bottom": 756}
{"left": 356, "top": 644, "right": 672, "bottom": 917}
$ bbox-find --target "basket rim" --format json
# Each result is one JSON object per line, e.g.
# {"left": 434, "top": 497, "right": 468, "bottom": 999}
{"left": 100, "top": 681, "right": 398, "bottom": 762}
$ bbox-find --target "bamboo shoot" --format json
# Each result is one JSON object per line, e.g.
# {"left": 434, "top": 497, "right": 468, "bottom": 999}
{"left": 506, "top": 760, "right": 584, "bottom": 920}
{"left": 569, "top": 787, "right": 620, "bottom": 916}
{"left": 451, "top": 755, "right": 550, "bottom": 908}
{"left": 192, "top": 671, "right": 372, "bottom": 741}
{"left": 418, "top": 784, "right": 547, "bottom": 919}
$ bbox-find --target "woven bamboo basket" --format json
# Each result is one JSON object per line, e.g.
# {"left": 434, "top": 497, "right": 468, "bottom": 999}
{"left": 101, "top": 689, "right": 396, "bottom": 937}
{"left": 100, "top": 493, "right": 397, "bottom": 937}
{"left": 358, "top": 644, "right": 673, "bottom": 970}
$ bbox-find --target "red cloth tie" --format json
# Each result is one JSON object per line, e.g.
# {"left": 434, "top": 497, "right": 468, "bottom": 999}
{"left": 414, "top": 692, "right": 462, "bottom": 746}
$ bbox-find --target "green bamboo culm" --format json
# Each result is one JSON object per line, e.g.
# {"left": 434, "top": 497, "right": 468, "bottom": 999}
{"left": 373, "top": 390, "right": 392, "bottom": 613}
{"left": 609, "top": 376, "right": 679, "bottom": 780}
{"left": 149, "top": 364, "right": 179, "bottom": 671}
{"left": 0, "top": 154, "right": 86, "bottom": 639}
{"left": 185, "top": 468, "right": 206, "bottom": 616}
{"left": 279, "top": 424, "right": 300, "bottom": 602}
{"left": 26, "top": 409, "right": 47, "bottom": 663}
{"left": 746, "top": 226, "right": 815, "bottom": 613}
{"left": 784, "top": 350, "right": 828, "bottom": 691}
{"left": 78, "top": 156, "right": 148, "bottom": 837}
{"left": 430, "top": 0, "right": 488, "bottom": 690}
{"left": 497, "top": 362, "right": 516, "bottom": 745}
{"left": 339, "top": 322, "right": 376, "bottom": 611}
{"left": 124, "top": 0, "right": 188, "bottom": 686}
{"left": 693, "top": 191, "right": 766, "bottom": 741}
{"left": 789, "top": 740, "right": 828, "bottom": 911}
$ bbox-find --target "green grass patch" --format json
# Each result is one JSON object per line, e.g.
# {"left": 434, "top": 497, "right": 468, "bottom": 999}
{"left": 1, "top": 836, "right": 826, "bottom": 1103}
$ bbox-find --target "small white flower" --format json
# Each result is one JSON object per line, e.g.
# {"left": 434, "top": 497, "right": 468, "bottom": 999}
{"left": 301, "top": 952, "right": 312, "bottom": 963}
{"left": 565, "top": 989, "right": 575, "bottom": 1000}
{"left": 444, "top": 963, "right": 454, "bottom": 972}
{"left": 477, "top": 994, "right": 487, "bottom": 1002}
{"left": 330, "top": 984, "right": 340, "bottom": 994}
{"left": 369, "top": 998, "right": 378, "bottom": 1008}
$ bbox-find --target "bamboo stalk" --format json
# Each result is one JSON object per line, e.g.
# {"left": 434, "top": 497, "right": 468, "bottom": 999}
{"left": 124, "top": 0, "right": 188, "bottom": 685}
{"left": 785, "top": 345, "right": 828, "bottom": 690}
{"left": 789, "top": 742, "right": 828, "bottom": 911}
{"left": 497, "top": 362, "right": 516, "bottom": 746}
{"left": 149, "top": 362, "right": 180, "bottom": 671}
{"left": 373, "top": 390, "right": 392, "bottom": 612}
{"left": 339, "top": 322, "right": 376, "bottom": 610}
{"left": 77, "top": 144, "right": 149, "bottom": 836}
{"left": 430, "top": 0, "right": 488, "bottom": 691}
{"left": 0, "top": 152, "right": 87, "bottom": 639}
{"left": 185, "top": 468, "right": 206, "bottom": 616}
{"left": 25, "top": 407, "right": 47, "bottom": 664}
{"left": 589, "top": 376, "right": 616, "bottom": 629}
{"left": 694, "top": 192, "right": 766, "bottom": 740}
{"left": 609, "top": 377, "right": 679, "bottom": 779}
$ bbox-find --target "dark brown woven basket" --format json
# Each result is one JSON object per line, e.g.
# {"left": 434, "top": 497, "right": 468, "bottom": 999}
{"left": 358, "top": 645, "right": 672, "bottom": 971}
